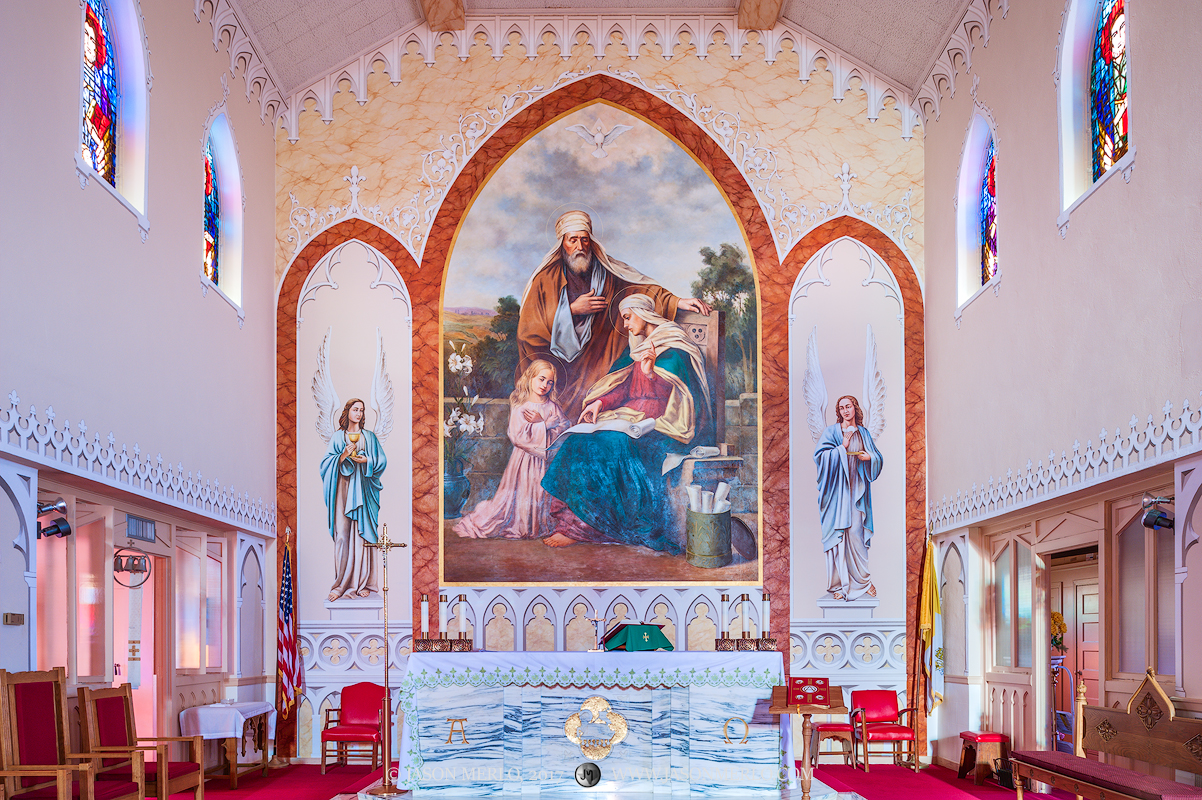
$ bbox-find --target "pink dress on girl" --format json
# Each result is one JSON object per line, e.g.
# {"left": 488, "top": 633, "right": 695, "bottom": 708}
{"left": 453, "top": 398, "right": 570, "bottom": 540}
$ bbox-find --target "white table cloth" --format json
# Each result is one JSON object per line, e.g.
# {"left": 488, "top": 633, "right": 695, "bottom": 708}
{"left": 179, "top": 700, "right": 276, "bottom": 740}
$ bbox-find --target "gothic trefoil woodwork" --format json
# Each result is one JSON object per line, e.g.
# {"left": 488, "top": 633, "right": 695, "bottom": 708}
{"left": 1136, "top": 692, "right": 1163, "bottom": 730}
{"left": 1185, "top": 734, "right": 1202, "bottom": 762}
{"left": 1096, "top": 719, "right": 1118, "bottom": 742}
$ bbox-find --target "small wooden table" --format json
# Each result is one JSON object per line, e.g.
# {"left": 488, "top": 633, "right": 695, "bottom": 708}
{"left": 179, "top": 701, "right": 273, "bottom": 789}
{"left": 769, "top": 685, "right": 848, "bottom": 800}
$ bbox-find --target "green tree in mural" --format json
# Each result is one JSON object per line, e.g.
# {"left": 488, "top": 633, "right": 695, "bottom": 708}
{"left": 470, "top": 295, "right": 520, "bottom": 398}
{"left": 691, "top": 243, "right": 757, "bottom": 398}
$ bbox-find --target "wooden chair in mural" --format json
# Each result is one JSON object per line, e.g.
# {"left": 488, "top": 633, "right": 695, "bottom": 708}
{"left": 670, "top": 310, "right": 755, "bottom": 558}
{"left": 849, "top": 689, "right": 920, "bottom": 773}
{"left": 0, "top": 667, "right": 144, "bottom": 800}
{"left": 320, "top": 682, "right": 387, "bottom": 774}
{"left": 78, "top": 684, "right": 203, "bottom": 800}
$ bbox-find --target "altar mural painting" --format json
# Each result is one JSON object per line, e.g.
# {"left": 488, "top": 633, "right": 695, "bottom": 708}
{"left": 441, "top": 102, "right": 761, "bottom": 586}
{"left": 295, "top": 240, "right": 414, "bottom": 624}
{"left": 788, "top": 237, "right": 907, "bottom": 621}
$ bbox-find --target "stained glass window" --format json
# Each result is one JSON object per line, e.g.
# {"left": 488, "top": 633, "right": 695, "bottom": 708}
{"left": 80, "top": 0, "right": 119, "bottom": 186}
{"left": 204, "top": 141, "right": 220, "bottom": 285}
{"left": 980, "top": 138, "right": 997, "bottom": 285}
{"left": 1091, "top": 0, "right": 1128, "bottom": 180}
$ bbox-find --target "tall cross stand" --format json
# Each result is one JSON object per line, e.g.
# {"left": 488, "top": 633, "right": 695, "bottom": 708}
{"left": 364, "top": 524, "right": 406, "bottom": 797}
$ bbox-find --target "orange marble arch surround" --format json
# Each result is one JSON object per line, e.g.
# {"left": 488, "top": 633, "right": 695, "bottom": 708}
{"left": 274, "top": 76, "right": 925, "bottom": 706}
{"left": 773, "top": 218, "right": 928, "bottom": 746}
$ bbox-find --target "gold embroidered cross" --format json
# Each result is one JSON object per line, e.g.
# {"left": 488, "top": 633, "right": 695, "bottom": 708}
{"left": 643, "top": 632, "right": 650, "bottom": 642}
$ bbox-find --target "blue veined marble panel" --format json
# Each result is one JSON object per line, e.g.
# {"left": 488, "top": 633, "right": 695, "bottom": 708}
{"left": 650, "top": 687, "right": 673, "bottom": 793}
{"left": 686, "top": 685, "right": 781, "bottom": 795}
{"left": 671, "top": 685, "right": 691, "bottom": 794}
{"left": 537, "top": 688, "right": 656, "bottom": 794}
{"left": 412, "top": 684, "right": 506, "bottom": 796}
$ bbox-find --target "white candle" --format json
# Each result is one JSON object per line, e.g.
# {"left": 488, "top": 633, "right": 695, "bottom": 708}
{"left": 439, "top": 594, "right": 447, "bottom": 636}
{"left": 459, "top": 595, "right": 468, "bottom": 637}
{"left": 420, "top": 594, "right": 429, "bottom": 636}
{"left": 739, "top": 594, "right": 748, "bottom": 637}
{"left": 720, "top": 593, "right": 728, "bottom": 637}
{"left": 762, "top": 592, "right": 771, "bottom": 637}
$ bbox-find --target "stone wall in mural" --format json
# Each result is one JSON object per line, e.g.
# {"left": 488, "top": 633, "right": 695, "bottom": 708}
{"left": 441, "top": 102, "right": 761, "bottom": 586}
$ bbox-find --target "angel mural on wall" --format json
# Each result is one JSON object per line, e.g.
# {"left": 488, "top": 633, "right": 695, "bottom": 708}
{"left": 803, "top": 325, "right": 886, "bottom": 602}
{"left": 313, "top": 327, "right": 394, "bottom": 602}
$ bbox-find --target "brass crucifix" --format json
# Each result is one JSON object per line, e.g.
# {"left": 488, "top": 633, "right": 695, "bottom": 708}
{"left": 363, "top": 524, "right": 407, "bottom": 797}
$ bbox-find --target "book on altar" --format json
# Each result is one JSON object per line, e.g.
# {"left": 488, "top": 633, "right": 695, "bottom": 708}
{"left": 602, "top": 623, "right": 674, "bottom": 651}
{"left": 787, "top": 676, "right": 830, "bottom": 706}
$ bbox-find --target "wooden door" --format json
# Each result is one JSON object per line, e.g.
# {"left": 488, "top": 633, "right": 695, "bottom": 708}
{"left": 1075, "top": 580, "right": 1100, "bottom": 704}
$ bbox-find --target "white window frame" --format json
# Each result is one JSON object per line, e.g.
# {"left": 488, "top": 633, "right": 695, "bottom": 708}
{"left": 200, "top": 100, "right": 246, "bottom": 326}
{"left": 953, "top": 103, "right": 1000, "bottom": 328}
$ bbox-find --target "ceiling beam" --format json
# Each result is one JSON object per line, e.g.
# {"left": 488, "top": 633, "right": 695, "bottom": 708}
{"left": 420, "top": 0, "right": 465, "bottom": 31}
{"left": 737, "top": 0, "right": 784, "bottom": 30}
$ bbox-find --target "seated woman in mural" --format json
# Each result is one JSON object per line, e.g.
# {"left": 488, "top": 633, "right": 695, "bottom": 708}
{"left": 541, "top": 294, "right": 712, "bottom": 552}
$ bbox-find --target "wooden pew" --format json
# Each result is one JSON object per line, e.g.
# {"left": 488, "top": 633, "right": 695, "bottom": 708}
{"left": 1010, "top": 668, "right": 1202, "bottom": 800}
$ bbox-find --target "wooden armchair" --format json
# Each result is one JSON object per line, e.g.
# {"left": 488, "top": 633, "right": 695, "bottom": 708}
{"left": 78, "top": 684, "right": 203, "bottom": 800}
{"left": 849, "top": 689, "right": 919, "bottom": 773}
{"left": 0, "top": 668, "right": 144, "bottom": 800}
{"left": 320, "top": 683, "right": 386, "bottom": 774}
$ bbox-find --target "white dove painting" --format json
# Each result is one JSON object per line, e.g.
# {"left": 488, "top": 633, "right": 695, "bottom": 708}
{"left": 565, "top": 119, "right": 633, "bottom": 158}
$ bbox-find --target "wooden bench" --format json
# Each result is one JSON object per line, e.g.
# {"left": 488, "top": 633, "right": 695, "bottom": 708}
{"left": 1010, "top": 668, "right": 1202, "bottom": 800}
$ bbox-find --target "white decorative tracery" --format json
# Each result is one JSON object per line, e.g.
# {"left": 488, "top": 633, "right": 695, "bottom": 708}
{"left": 277, "top": 13, "right": 922, "bottom": 144}
{"left": 193, "top": 0, "right": 287, "bottom": 126}
{"left": 930, "top": 396, "right": 1202, "bottom": 533}
{"left": 285, "top": 96, "right": 915, "bottom": 270}
{"left": 914, "top": 0, "right": 1009, "bottom": 127}
{"left": 0, "top": 390, "right": 276, "bottom": 536}
{"left": 296, "top": 239, "right": 413, "bottom": 327}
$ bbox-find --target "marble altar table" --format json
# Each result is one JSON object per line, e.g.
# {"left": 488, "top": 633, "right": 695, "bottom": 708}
{"left": 397, "top": 651, "right": 795, "bottom": 797}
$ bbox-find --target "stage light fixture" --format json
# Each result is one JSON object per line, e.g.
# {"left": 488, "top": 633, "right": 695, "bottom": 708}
{"left": 1142, "top": 508, "right": 1173, "bottom": 530}
{"left": 36, "top": 498, "right": 67, "bottom": 516}
{"left": 37, "top": 519, "right": 72, "bottom": 538}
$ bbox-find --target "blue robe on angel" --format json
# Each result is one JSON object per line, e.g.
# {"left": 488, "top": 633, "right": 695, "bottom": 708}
{"left": 542, "top": 333, "right": 713, "bottom": 555}
{"left": 321, "top": 427, "right": 386, "bottom": 599}
{"left": 814, "top": 422, "right": 882, "bottom": 600}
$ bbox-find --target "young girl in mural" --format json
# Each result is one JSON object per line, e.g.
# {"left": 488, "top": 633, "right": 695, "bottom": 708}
{"left": 453, "top": 360, "right": 570, "bottom": 540}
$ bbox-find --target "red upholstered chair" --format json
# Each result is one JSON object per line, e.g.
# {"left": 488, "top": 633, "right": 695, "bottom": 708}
{"left": 0, "top": 667, "right": 144, "bottom": 800}
{"left": 849, "top": 689, "right": 919, "bottom": 773}
{"left": 320, "top": 683, "right": 387, "bottom": 774}
{"left": 78, "top": 684, "right": 203, "bottom": 800}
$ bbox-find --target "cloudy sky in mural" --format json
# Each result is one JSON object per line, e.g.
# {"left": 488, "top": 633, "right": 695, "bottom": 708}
{"left": 445, "top": 103, "right": 746, "bottom": 311}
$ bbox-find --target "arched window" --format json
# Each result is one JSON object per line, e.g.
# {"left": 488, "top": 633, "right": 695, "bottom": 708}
{"left": 75, "top": 0, "right": 151, "bottom": 239}
{"left": 80, "top": 0, "right": 119, "bottom": 186}
{"left": 203, "top": 140, "right": 221, "bottom": 285}
{"left": 980, "top": 138, "right": 997, "bottom": 285}
{"left": 1055, "top": 0, "right": 1135, "bottom": 235}
{"left": 954, "top": 109, "right": 999, "bottom": 324}
{"left": 1090, "top": 0, "right": 1128, "bottom": 180}
{"left": 199, "top": 110, "right": 244, "bottom": 323}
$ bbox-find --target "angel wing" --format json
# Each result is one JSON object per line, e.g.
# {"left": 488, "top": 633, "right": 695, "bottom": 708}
{"left": 370, "top": 327, "right": 395, "bottom": 444}
{"left": 601, "top": 124, "right": 633, "bottom": 146}
{"left": 312, "top": 327, "right": 340, "bottom": 444}
{"left": 802, "top": 327, "right": 829, "bottom": 444}
{"left": 862, "top": 323, "right": 887, "bottom": 441}
{"left": 565, "top": 124, "right": 596, "bottom": 144}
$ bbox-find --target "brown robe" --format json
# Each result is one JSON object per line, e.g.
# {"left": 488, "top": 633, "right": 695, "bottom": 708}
{"left": 517, "top": 257, "right": 680, "bottom": 420}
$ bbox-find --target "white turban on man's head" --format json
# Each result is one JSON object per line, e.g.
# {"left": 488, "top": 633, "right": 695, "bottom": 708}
{"left": 555, "top": 210, "right": 593, "bottom": 240}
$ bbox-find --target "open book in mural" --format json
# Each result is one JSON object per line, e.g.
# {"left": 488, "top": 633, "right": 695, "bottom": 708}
{"left": 312, "top": 327, "right": 393, "bottom": 601}
{"left": 441, "top": 104, "right": 761, "bottom": 585}
{"left": 802, "top": 325, "right": 887, "bottom": 602}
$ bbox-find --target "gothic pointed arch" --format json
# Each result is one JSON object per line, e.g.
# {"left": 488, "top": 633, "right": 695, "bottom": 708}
{"left": 775, "top": 215, "right": 926, "bottom": 744}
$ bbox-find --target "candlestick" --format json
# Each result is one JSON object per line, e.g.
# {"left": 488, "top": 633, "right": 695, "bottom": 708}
{"left": 420, "top": 594, "right": 429, "bottom": 636}
{"left": 762, "top": 592, "right": 771, "bottom": 637}
{"left": 739, "top": 594, "right": 748, "bottom": 638}
{"left": 439, "top": 594, "right": 447, "bottom": 636}
{"left": 458, "top": 594, "right": 468, "bottom": 637}
{"left": 719, "top": 593, "right": 729, "bottom": 637}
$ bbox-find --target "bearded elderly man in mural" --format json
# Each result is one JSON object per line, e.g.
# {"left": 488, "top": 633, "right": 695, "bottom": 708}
{"left": 518, "top": 210, "right": 712, "bottom": 420}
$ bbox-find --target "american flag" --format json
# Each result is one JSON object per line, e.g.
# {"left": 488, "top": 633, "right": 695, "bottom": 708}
{"left": 277, "top": 542, "right": 302, "bottom": 717}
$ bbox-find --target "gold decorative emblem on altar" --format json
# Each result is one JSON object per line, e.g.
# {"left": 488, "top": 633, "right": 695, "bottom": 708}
{"left": 564, "top": 696, "right": 628, "bottom": 760}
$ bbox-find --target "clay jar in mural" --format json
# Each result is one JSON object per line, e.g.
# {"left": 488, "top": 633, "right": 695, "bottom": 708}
{"left": 440, "top": 102, "right": 761, "bottom": 585}
{"left": 313, "top": 329, "right": 394, "bottom": 601}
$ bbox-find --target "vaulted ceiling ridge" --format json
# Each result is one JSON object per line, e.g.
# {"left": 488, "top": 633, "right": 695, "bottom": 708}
{"left": 276, "top": 11, "right": 924, "bottom": 143}
{"left": 194, "top": 0, "right": 289, "bottom": 126}
{"left": 913, "top": 0, "right": 1009, "bottom": 128}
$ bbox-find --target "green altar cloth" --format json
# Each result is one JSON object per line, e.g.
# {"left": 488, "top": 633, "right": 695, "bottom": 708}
{"left": 603, "top": 623, "right": 674, "bottom": 651}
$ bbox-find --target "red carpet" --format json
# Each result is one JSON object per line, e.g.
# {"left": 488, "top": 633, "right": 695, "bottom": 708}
{"left": 171, "top": 764, "right": 376, "bottom": 800}
{"left": 813, "top": 763, "right": 1075, "bottom": 800}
